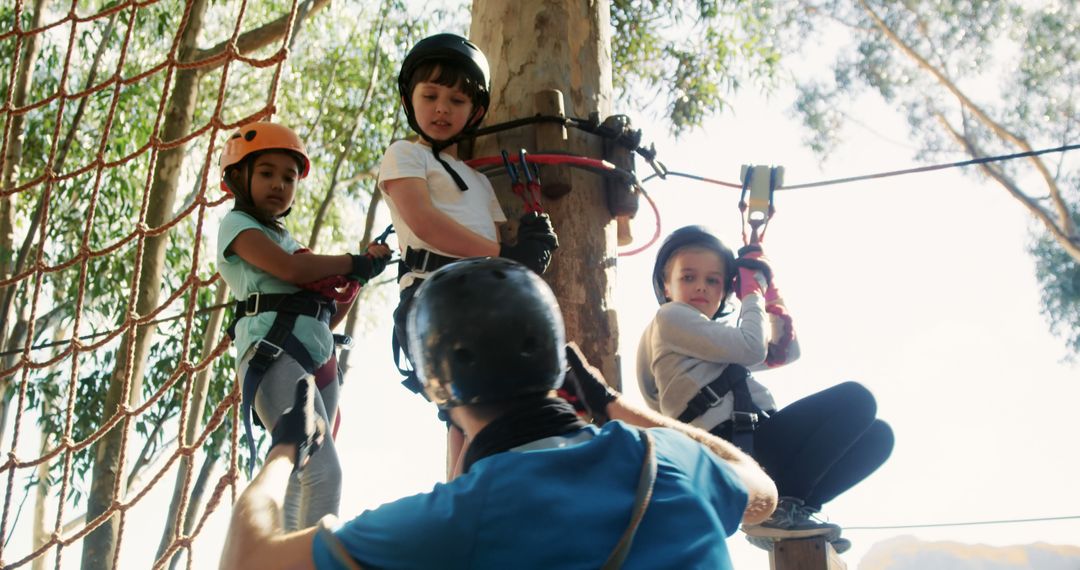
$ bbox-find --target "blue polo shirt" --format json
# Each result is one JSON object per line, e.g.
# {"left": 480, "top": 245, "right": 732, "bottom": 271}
{"left": 312, "top": 421, "right": 747, "bottom": 569}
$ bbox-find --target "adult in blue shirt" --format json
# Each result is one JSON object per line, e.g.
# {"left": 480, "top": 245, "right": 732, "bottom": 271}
{"left": 220, "top": 258, "right": 777, "bottom": 570}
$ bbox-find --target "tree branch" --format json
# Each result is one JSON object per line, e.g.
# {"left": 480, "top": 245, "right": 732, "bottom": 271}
{"left": 936, "top": 111, "right": 1080, "bottom": 257}
{"left": 191, "top": 0, "right": 333, "bottom": 69}
{"left": 857, "top": 0, "right": 1073, "bottom": 242}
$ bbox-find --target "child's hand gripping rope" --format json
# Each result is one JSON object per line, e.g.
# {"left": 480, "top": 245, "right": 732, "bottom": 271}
{"left": 500, "top": 212, "right": 559, "bottom": 274}
{"left": 733, "top": 244, "right": 773, "bottom": 300}
{"left": 291, "top": 241, "right": 392, "bottom": 304}
{"left": 496, "top": 149, "right": 559, "bottom": 274}
{"left": 736, "top": 245, "right": 795, "bottom": 366}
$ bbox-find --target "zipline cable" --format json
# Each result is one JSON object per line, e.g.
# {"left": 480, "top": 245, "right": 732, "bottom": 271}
{"left": 11, "top": 142, "right": 1077, "bottom": 358}
{"left": 645, "top": 142, "right": 1080, "bottom": 190}
{"left": 844, "top": 514, "right": 1080, "bottom": 531}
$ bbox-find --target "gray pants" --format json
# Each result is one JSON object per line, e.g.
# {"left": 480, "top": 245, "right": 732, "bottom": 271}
{"left": 240, "top": 350, "right": 342, "bottom": 530}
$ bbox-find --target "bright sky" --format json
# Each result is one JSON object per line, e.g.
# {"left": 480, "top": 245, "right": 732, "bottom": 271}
{"left": 8, "top": 11, "right": 1080, "bottom": 570}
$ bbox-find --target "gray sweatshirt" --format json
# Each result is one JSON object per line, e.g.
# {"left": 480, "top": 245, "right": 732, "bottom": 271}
{"left": 636, "top": 293, "right": 800, "bottom": 431}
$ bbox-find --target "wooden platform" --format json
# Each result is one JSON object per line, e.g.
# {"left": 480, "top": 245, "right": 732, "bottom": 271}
{"left": 769, "top": 535, "right": 847, "bottom": 570}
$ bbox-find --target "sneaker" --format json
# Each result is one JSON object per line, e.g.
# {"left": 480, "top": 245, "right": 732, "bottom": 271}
{"left": 830, "top": 537, "right": 852, "bottom": 555}
{"left": 742, "top": 497, "right": 841, "bottom": 541}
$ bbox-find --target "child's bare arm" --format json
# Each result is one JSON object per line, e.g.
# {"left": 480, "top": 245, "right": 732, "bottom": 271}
{"left": 229, "top": 229, "right": 352, "bottom": 284}
{"left": 384, "top": 177, "right": 500, "bottom": 257}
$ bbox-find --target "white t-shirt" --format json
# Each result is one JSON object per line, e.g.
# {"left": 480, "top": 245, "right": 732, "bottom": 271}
{"left": 378, "top": 140, "right": 506, "bottom": 289}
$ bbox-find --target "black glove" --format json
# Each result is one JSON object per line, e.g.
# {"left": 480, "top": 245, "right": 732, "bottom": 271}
{"left": 270, "top": 377, "right": 326, "bottom": 472}
{"left": 561, "top": 342, "right": 620, "bottom": 423}
{"left": 349, "top": 252, "right": 388, "bottom": 284}
{"left": 500, "top": 236, "right": 555, "bottom": 274}
{"left": 517, "top": 212, "right": 559, "bottom": 249}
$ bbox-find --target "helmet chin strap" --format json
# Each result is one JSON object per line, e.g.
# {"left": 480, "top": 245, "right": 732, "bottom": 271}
{"left": 429, "top": 139, "right": 470, "bottom": 191}
{"left": 416, "top": 107, "right": 486, "bottom": 192}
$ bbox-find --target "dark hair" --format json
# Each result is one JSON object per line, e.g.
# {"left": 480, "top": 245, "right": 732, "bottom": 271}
{"left": 405, "top": 60, "right": 486, "bottom": 109}
{"left": 225, "top": 151, "right": 303, "bottom": 233}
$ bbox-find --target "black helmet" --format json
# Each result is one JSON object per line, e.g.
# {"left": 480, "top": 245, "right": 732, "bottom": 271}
{"left": 652, "top": 225, "right": 737, "bottom": 319}
{"left": 407, "top": 257, "right": 566, "bottom": 408}
{"left": 397, "top": 33, "right": 491, "bottom": 141}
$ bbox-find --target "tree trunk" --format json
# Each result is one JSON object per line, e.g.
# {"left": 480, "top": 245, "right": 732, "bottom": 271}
{"left": 80, "top": 1, "right": 211, "bottom": 567}
{"left": 469, "top": 0, "right": 621, "bottom": 387}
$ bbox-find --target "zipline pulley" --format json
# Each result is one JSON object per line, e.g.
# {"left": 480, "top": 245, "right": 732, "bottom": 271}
{"left": 739, "top": 164, "right": 783, "bottom": 245}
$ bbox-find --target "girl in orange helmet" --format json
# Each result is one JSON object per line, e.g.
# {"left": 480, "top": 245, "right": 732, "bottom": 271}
{"left": 216, "top": 121, "right": 391, "bottom": 530}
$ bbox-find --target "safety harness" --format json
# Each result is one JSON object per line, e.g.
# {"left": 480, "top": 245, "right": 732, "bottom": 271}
{"left": 226, "top": 290, "right": 344, "bottom": 476}
{"left": 676, "top": 364, "right": 770, "bottom": 454}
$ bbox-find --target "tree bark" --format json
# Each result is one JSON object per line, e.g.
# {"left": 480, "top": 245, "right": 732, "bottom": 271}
{"left": 470, "top": 0, "right": 622, "bottom": 387}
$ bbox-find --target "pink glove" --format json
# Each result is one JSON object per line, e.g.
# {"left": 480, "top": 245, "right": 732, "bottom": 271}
{"left": 733, "top": 245, "right": 772, "bottom": 300}
{"left": 736, "top": 267, "right": 768, "bottom": 299}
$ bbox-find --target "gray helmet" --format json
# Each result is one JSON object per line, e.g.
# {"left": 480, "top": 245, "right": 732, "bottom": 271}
{"left": 407, "top": 257, "right": 566, "bottom": 408}
{"left": 652, "top": 225, "right": 737, "bottom": 318}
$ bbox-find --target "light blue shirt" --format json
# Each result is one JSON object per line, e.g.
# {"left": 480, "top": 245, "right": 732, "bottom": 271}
{"left": 312, "top": 421, "right": 747, "bottom": 569}
{"left": 216, "top": 211, "right": 334, "bottom": 365}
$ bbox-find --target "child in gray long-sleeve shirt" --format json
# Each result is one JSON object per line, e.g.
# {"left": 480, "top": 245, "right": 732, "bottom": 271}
{"left": 637, "top": 225, "right": 893, "bottom": 553}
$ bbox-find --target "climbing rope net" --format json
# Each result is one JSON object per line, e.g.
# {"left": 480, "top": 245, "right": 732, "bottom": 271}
{"left": 5, "top": 3, "right": 1077, "bottom": 570}
{"left": 0, "top": 2, "right": 326, "bottom": 568}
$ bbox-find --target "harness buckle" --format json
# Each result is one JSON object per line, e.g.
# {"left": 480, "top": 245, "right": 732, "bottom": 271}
{"left": 731, "top": 411, "right": 760, "bottom": 432}
{"left": 252, "top": 338, "right": 284, "bottom": 362}
{"left": 415, "top": 249, "right": 431, "bottom": 272}
{"left": 244, "top": 293, "right": 262, "bottom": 316}
{"left": 701, "top": 385, "right": 724, "bottom": 408}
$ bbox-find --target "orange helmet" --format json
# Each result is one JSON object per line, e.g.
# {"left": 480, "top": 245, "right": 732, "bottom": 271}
{"left": 219, "top": 122, "right": 310, "bottom": 193}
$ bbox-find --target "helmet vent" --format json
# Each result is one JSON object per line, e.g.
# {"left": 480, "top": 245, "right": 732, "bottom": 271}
{"left": 244, "top": 129, "right": 257, "bottom": 141}
{"left": 491, "top": 269, "right": 507, "bottom": 280}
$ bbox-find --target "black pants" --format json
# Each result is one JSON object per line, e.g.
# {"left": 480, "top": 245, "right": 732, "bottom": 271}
{"left": 721, "top": 381, "right": 894, "bottom": 510}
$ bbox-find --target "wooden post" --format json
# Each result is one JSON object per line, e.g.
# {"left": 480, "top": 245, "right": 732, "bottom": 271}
{"left": 534, "top": 89, "right": 572, "bottom": 199}
{"left": 769, "top": 536, "right": 847, "bottom": 570}
{"left": 471, "top": 0, "right": 621, "bottom": 387}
